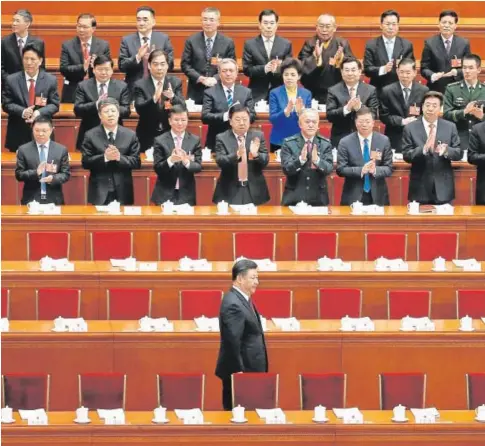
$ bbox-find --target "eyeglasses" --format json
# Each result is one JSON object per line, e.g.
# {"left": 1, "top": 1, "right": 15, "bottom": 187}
{"left": 342, "top": 68, "right": 360, "bottom": 74}
{"left": 76, "top": 24, "right": 92, "bottom": 30}
{"left": 317, "top": 24, "right": 334, "bottom": 30}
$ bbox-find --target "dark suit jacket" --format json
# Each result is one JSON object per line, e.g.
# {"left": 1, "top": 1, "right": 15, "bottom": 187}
{"left": 402, "top": 118, "right": 463, "bottom": 203}
{"left": 242, "top": 35, "right": 293, "bottom": 102}
{"left": 281, "top": 133, "right": 333, "bottom": 205}
{"left": 379, "top": 81, "right": 429, "bottom": 151}
{"left": 181, "top": 31, "right": 236, "bottom": 104}
{"left": 2, "top": 71, "right": 60, "bottom": 152}
{"left": 118, "top": 31, "right": 174, "bottom": 94}
{"left": 15, "top": 141, "right": 70, "bottom": 205}
{"left": 336, "top": 132, "right": 393, "bottom": 205}
{"left": 298, "top": 35, "right": 353, "bottom": 103}
{"left": 326, "top": 81, "right": 379, "bottom": 148}
{"left": 60, "top": 36, "right": 111, "bottom": 103}
{"left": 81, "top": 125, "right": 141, "bottom": 205}
{"left": 466, "top": 122, "right": 485, "bottom": 204}
{"left": 133, "top": 75, "right": 185, "bottom": 152}
{"left": 363, "top": 36, "right": 415, "bottom": 92}
{"left": 151, "top": 131, "right": 202, "bottom": 205}
{"left": 213, "top": 129, "right": 270, "bottom": 205}
{"left": 202, "top": 83, "right": 256, "bottom": 150}
{"left": 420, "top": 34, "right": 471, "bottom": 93}
{"left": 1, "top": 33, "right": 45, "bottom": 86}
{"left": 73, "top": 78, "right": 131, "bottom": 150}
{"left": 215, "top": 287, "right": 268, "bottom": 379}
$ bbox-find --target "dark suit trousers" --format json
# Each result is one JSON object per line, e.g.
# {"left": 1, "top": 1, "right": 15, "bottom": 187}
{"left": 222, "top": 376, "right": 232, "bottom": 411}
{"left": 361, "top": 191, "right": 374, "bottom": 205}
{"left": 232, "top": 184, "right": 253, "bottom": 205}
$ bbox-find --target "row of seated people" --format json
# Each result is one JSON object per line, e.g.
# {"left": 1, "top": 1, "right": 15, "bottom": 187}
{"left": 3, "top": 371, "right": 485, "bottom": 410}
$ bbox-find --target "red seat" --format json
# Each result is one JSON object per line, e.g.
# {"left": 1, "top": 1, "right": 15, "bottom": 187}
{"left": 318, "top": 123, "right": 331, "bottom": 139}
{"left": 232, "top": 372, "right": 279, "bottom": 409}
{"left": 239, "top": 76, "right": 249, "bottom": 87}
{"left": 233, "top": 232, "right": 276, "bottom": 260}
{"left": 296, "top": 232, "right": 338, "bottom": 261}
{"left": 417, "top": 232, "right": 459, "bottom": 261}
{"left": 90, "top": 231, "right": 133, "bottom": 261}
{"left": 299, "top": 373, "right": 347, "bottom": 409}
{"left": 252, "top": 289, "right": 292, "bottom": 318}
{"left": 78, "top": 372, "right": 126, "bottom": 410}
{"left": 456, "top": 290, "right": 485, "bottom": 318}
{"left": 148, "top": 175, "right": 157, "bottom": 205}
{"left": 466, "top": 373, "right": 485, "bottom": 409}
{"left": 157, "top": 373, "right": 205, "bottom": 409}
{"left": 259, "top": 123, "right": 272, "bottom": 145}
{"left": 179, "top": 290, "right": 222, "bottom": 319}
{"left": 36, "top": 288, "right": 81, "bottom": 319}
{"left": 2, "top": 373, "right": 50, "bottom": 410}
{"left": 107, "top": 288, "right": 152, "bottom": 320}
{"left": 2, "top": 288, "right": 10, "bottom": 319}
{"left": 27, "top": 232, "right": 70, "bottom": 261}
{"left": 158, "top": 232, "right": 201, "bottom": 261}
{"left": 318, "top": 289, "right": 362, "bottom": 319}
{"left": 201, "top": 124, "right": 209, "bottom": 148}
{"left": 330, "top": 175, "right": 345, "bottom": 206}
{"left": 365, "top": 233, "right": 408, "bottom": 261}
{"left": 379, "top": 372, "right": 426, "bottom": 410}
{"left": 387, "top": 290, "right": 431, "bottom": 319}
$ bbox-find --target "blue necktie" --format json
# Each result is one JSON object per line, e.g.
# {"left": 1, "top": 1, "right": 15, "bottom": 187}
{"left": 227, "top": 89, "right": 233, "bottom": 107}
{"left": 363, "top": 138, "right": 371, "bottom": 193}
{"left": 385, "top": 40, "right": 393, "bottom": 61}
{"left": 206, "top": 38, "right": 213, "bottom": 60}
{"left": 39, "top": 144, "right": 47, "bottom": 196}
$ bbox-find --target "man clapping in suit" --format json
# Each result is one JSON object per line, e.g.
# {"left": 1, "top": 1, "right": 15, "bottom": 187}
{"left": 468, "top": 122, "right": 485, "bottom": 205}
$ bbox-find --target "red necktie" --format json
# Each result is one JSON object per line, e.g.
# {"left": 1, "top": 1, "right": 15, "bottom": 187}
{"left": 237, "top": 136, "right": 248, "bottom": 182}
{"left": 175, "top": 135, "right": 182, "bottom": 190}
{"left": 28, "top": 79, "right": 35, "bottom": 106}
{"left": 83, "top": 42, "right": 89, "bottom": 60}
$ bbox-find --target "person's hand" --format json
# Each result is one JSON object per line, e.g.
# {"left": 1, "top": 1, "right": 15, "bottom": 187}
{"left": 37, "top": 161, "right": 47, "bottom": 176}
{"left": 265, "top": 60, "right": 277, "bottom": 73}
{"left": 443, "top": 69, "right": 458, "bottom": 77}
{"left": 313, "top": 40, "right": 322, "bottom": 59}
{"left": 22, "top": 106, "right": 34, "bottom": 120}
{"left": 26, "top": 110, "right": 40, "bottom": 124}
{"left": 402, "top": 116, "right": 417, "bottom": 125}
{"left": 436, "top": 142, "right": 448, "bottom": 157}
{"left": 163, "top": 83, "right": 174, "bottom": 100}
{"left": 83, "top": 56, "right": 91, "bottom": 72}
{"left": 237, "top": 138, "right": 246, "bottom": 158}
{"left": 153, "top": 81, "right": 164, "bottom": 103}
{"left": 464, "top": 101, "right": 477, "bottom": 115}
{"left": 295, "top": 97, "right": 305, "bottom": 114}
{"left": 169, "top": 148, "right": 184, "bottom": 163}
{"left": 384, "top": 60, "right": 394, "bottom": 73}
{"left": 300, "top": 143, "right": 308, "bottom": 162}
{"left": 431, "top": 72, "right": 444, "bottom": 83}
{"left": 39, "top": 175, "right": 53, "bottom": 183}
{"left": 203, "top": 77, "right": 218, "bottom": 87}
{"left": 353, "top": 95, "right": 362, "bottom": 110}
{"left": 249, "top": 137, "right": 260, "bottom": 158}
{"left": 311, "top": 144, "right": 319, "bottom": 164}
{"left": 367, "top": 159, "right": 376, "bottom": 175}
{"left": 347, "top": 96, "right": 361, "bottom": 111}
{"left": 285, "top": 97, "right": 296, "bottom": 116}
{"left": 137, "top": 42, "right": 150, "bottom": 61}
{"left": 45, "top": 161, "right": 57, "bottom": 173}
{"left": 105, "top": 145, "right": 119, "bottom": 161}
{"left": 471, "top": 104, "right": 484, "bottom": 120}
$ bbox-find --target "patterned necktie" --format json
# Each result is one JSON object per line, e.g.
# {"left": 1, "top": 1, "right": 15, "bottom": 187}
{"left": 444, "top": 40, "right": 451, "bottom": 54}
{"left": 83, "top": 42, "right": 90, "bottom": 60}
{"left": 206, "top": 38, "right": 213, "bottom": 60}
{"left": 28, "top": 78, "right": 35, "bottom": 106}
{"left": 306, "top": 140, "right": 312, "bottom": 163}
{"left": 142, "top": 36, "right": 149, "bottom": 78}
{"left": 157, "top": 81, "right": 163, "bottom": 104}
{"left": 227, "top": 89, "right": 233, "bottom": 107}
{"left": 386, "top": 40, "right": 393, "bottom": 61}
{"left": 363, "top": 138, "right": 371, "bottom": 193}
{"left": 349, "top": 87, "right": 356, "bottom": 99}
{"left": 403, "top": 87, "right": 410, "bottom": 105}
{"left": 265, "top": 39, "right": 272, "bottom": 59}
{"left": 108, "top": 131, "right": 115, "bottom": 146}
{"left": 18, "top": 38, "right": 24, "bottom": 56}
{"left": 175, "top": 135, "right": 182, "bottom": 190}
{"left": 39, "top": 144, "right": 47, "bottom": 196}
{"left": 99, "top": 83, "right": 106, "bottom": 98}
{"left": 237, "top": 136, "right": 248, "bottom": 182}
{"left": 427, "top": 123, "right": 436, "bottom": 152}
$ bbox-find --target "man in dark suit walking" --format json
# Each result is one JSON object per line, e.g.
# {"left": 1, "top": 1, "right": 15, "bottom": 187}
{"left": 420, "top": 10, "right": 471, "bottom": 94}
{"left": 81, "top": 98, "right": 141, "bottom": 205}
{"left": 15, "top": 116, "right": 70, "bottom": 205}
{"left": 74, "top": 55, "right": 131, "bottom": 150}
{"left": 151, "top": 105, "right": 202, "bottom": 205}
{"left": 181, "top": 7, "right": 236, "bottom": 105}
{"left": 468, "top": 122, "right": 485, "bottom": 205}
{"left": 213, "top": 104, "right": 269, "bottom": 205}
{"left": 326, "top": 57, "right": 379, "bottom": 148}
{"left": 379, "top": 58, "right": 429, "bottom": 152}
{"left": 134, "top": 50, "right": 185, "bottom": 152}
{"left": 242, "top": 9, "right": 293, "bottom": 102}
{"left": 402, "top": 91, "right": 462, "bottom": 204}
{"left": 59, "top": 13, "right": 111, "bottom": 103}
{"left": 2, "top": 43, "right": 59, "bottom": 152}
{"left": 337, "top": 106, "right": 393, "bottom": 205}
{"left": 202, "top": 58, "right": 256, "bottom": 150}
{"left": 118, "top": 6, "right": 174, "bottom": 96}
{"left": 216, "top": 259, "right": 268, "bottom": 410}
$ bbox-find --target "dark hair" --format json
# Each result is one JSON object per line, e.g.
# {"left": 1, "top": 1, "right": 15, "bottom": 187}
{"left": 32, "top": 115, "right": 53, "bottom": 128}
{"left": 77, "top": 13, "right": 96, "bottom": 27}
{"left": 98, "top": 97, "right": 120, "bottom": 113}
{"left": 423, "top": 91, "right": 444, "bottom": 106}
{"left": 341, "top": 57, "right": 362, "bottom": 71}
{"left": 168, "top": 104, "right": 188, "bottom": 117}
{"left": 439, "top": 10, "right": 458, "bottom": 23}
{"left": 280, "top": 57, "right": 302, "bottom": 76}
{"left": 228, "top": 103, "right": 250, "bottom": 120}
{"left": 463, "top": 53, "right": 482, "bottom": 68}
{"left": 22, "top": 42, "right": 43, "bottom": 59}
{"left": 232, "top": 259, "right": 258, "bottom": 281}
{"left": 137, "top": 6, "right": 155, "bottom": 17}
{"left": 148, "top": 49, "right": 169, "bottom": 64}
{"left": 259, "top": 9, "right": 279, "bottom": 23}
{"left": 14, "top": 9, "right": 33, "bottom": 24}
{"left": 355, "top": 106, "right": 375, "bottom": 120}
{"left": 397, "top": 58, "right": 416, "bottom": 70}
{"left": 380, "top": 9, "right": 400, "bottom": 23}
{"left": 93, "top": 55, "right": 114, "bottom": 68}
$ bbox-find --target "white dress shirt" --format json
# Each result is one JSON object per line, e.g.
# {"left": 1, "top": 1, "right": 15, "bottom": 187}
{"left": 233, "top": 285, "right": 250, "bottom": 302}
{"left": 262, "top": 35, "right": 275, "bottom": 57}
{"left": 24, "top": 71, "right": 39, "bottom": 91}
{"left": 139, "top": 32, "right": 152, "bottom": 46}
{"left": 96, "top": 80, "right": 110, "bottom": 96}
{"left": 167, "top": 131, "right": 190, "bottom": 169}
{"left": 36, "top": 140, "right": 50, "bottom": 159}
{"left": 357, "top": 133, "right": 373, "bottom": 155}
{"left": 379, "top": 36, "right": 397, "bottom": 75}
{"left": 422, "top": 118, "right": 438, "bottom": 138}
{"left": 204, "top": 33, "right": 217, "bottom": 46}
{"left": 343, "top": 83, "right": 360, "bottom": 115}
{"left": 222, "top": 84, "right": 235, "bottom": 121}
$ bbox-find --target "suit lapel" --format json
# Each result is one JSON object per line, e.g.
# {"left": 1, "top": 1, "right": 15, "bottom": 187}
{"left": 18, "top": 72, "right": 29, "bottom": 106}
{"left": 356, "top": 82, "right": 367, "bottom": 101}
{"left": 270, "top": 36, "right": 283, "bottom": 59}
{"left": 417, "top": 118, "right": 429, "bottom": 144}
{"left": 449, "top": 36, "right": 460, "bottom": 58}
{"left": 73, "top": 37, "right": 83, "bottom": 63}
{"left": 340, "top": 82, "right": 350, "bottom": 102}
{"left": 377, "top": 37, "right": 389, "bottom": 62}
{"left": 13, "top": 34, "right": 22, "bottom": 65}
{"left": 218, "top": 83, "right": 229, "bottom": 111}
{"left": 107, "top": 80, "right": 118, "bottom": 98}
{"left": 255, "top": 35, "right": 269, "bottom": 60}
{"left": 232, "top": 287, "right": 257, "bottom": 320}
{"left": 392, "top": 37, "right": 403, "bottom": 61}
{"left": 353, "top": 133, "right": 365, "bottom": 163}
{"left": 407, "top": 82, "right": 421, "bottom": 108}
{"left": 393, "top": 83, "right": 407, "bottom": 116}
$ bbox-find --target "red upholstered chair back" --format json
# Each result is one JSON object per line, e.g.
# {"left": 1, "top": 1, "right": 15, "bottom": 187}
{"left": 318, "top": 289, "right": 362, "bottom": 319}
{"left": 36, "top": 288, "right": 81, "bottom": 320}
{"left": 90, "top": 231, "right": 133, "bottom": 261}
{"left": 379, "top": 372, "right": 426, "bottom": 410}
{"left": 330, "top": 175, "right": 344, "bottom": 206}
{"left": 456, "top": 290, "right": 485, "bottom": 319}
{"left": 318, "top": 123, "right": 331, "bottom": 139}
{"left": 417, "top": 232, "right": 459, "bottom": 261}
{"left": 365, "top": 233, "right": 408, "bottom": 261}
{"left": 78, "top": 373, "right": 126, "bottom": 410}
{"left": 179, "top": 290, "right": 222, "bottom": 319}
{"left": 466, "top": 373, "right": 485, "bottom": 409}
{"left": 201, "top": 124, "right": 209, "bottom": 148}
{"left": 232, "top": 373, "right": 279, "bottom": 409}
{"left": 296, "top": 232, "right": 338, "bottom": 261}
{"left": 27, "top": 232, "right": 70, "bottom": 261}
{"left": 239, "top": 77, "right": 250, "bottom": 87}
{"left": 149, "top": 175, "right": 157, "bottom": 204}
{"left": 2, "top": 373, "right": 50, "bottom": 410}
{"left": 158, "top": 232, "right": 201, "bottom": 261}
{"left": 299, "top": 373, "right": 347, "bottom": 409}
{"left": 233, "top": 232, "right": 276, "bottom": 260}
{"left": 252, "top": 289, "right": 292, "bottom": 318}
{"left": 107, "top": 289, "right": 152, "bottom": 320}
{"left": 387, "top": 290, "right": 431, "bottom": 319}
{"left": 1, "top": 288, "right": 10, "bottom": 319}
{"left": 157, "top": 373, "right": 205, "bottom": 409}
{"left": 259, "top": 123, "right": 272, "bottom": 145}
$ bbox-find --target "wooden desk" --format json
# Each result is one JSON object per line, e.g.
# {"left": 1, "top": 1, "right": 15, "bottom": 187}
{"left": 2, "top": 411, "right": 484, "bottom": 446}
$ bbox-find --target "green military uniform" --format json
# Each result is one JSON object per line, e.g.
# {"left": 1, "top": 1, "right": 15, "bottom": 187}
{"left": 443, "top": 80, "right": 485, "bottom": 150}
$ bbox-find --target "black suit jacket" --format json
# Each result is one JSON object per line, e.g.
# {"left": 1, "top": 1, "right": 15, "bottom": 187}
{"left": 133, "top": 75, "right": 185, "bottom": 152}
{"left": 73, "top": 78, "right": 131, "bottom": 150}
{"left": 2, "top": 71, "right": 60, "bottom": 152}
{"left": 242, "top": 35, "right": 293, "bottom": 102}
{"left": 151, "top": 131, "right": 202, "bottom": 205}
{"left": 181, "top": 31, "right": 236, "bottom": 104}
{"left": 379, "top": 81, "right": 429, "bottom": 151}
{"left": 326, "top": 81, "right": 379, "bottom": 148}
{"left": 280, "top": 133, "right": 333, "bottom": 206}
{"left": 215, "top": 287, "right": 268, "bottom": 379}
{"left": 402, "top": 118, "right": 463, "bottom": 203}
{"left": 15, "top": 141, "right": 70, "bottom": 205}
{"left": 468, "top": 122, "right": 485, "bottom": 205}
{"left": 202, "top": 83, "right": 256, "bottom": 150}
{"left": 81, "top": 125, "right": 141, "bottom": 205}
{"left": 420, "top": 34, "right": 471, "bottom": 93}
{"left": 213, "top": 129, "right": 270, "bottom": 205}
{"left": 363, "top": 36, "right": 415, "bottom": 92}
{"left": 59, "top": 36, "right": 111, "bottom": 103}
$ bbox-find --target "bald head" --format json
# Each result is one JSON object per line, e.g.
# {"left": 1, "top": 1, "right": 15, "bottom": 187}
{"left": 316, "top": 14, "right": 337, "bottom": 41}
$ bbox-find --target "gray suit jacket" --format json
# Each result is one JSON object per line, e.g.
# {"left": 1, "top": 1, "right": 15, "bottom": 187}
{"left": 468, "top": 121, "right": 485, "bottom": 205}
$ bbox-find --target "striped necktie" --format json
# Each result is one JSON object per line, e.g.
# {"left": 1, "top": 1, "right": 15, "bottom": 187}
{"left": 363, "top": 138, "right": 371, "bottom": 193}
{"left": 39, "top": 144, "right": 47, "bottom": 196}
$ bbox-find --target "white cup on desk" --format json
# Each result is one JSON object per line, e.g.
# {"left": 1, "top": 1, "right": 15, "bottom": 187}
{"left": 1, "top": 406, "right": 13, "bottom": 423}
{"left": 154, "top": 406, "right": 167, "bottom": 422}
{"left": 460, "top": 315, "right": 473, "bottom": 331}
{"left": 476, "top": 405, "right": 485, "bottom": 420}
{"left": 54, "top": 316, "right": 66, "bottom": 331}
{"left": 27, "top": 200, "right": 40, "bottom": 214}
{"left": 392, "top": 404, "right": 406, "bottom": 421}
{"left": 163, "top": 200, "right": 174, "bottom": 215}
{"left": 313, "top": 405, "right": 326, "bottom": 421}
{"left": 350, "top": 201, "right": 363, "bottom": 215}
{"left": 232, "top": 405, "right": 245, "bottom": 422}
{"left": 75, "top": 406, "right": 89, "bottom": 422}
{"left": 432, "top": 257, "right": 446, "bottom": 271}
{"left": 407, "top": 201, "right": 420, "bottom": 215}
{"left": 217, "top": 201, "right": 229, "bottom": 215}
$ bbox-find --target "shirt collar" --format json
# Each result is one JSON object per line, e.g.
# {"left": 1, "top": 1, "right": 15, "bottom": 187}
{"left": 204, "top": 33, "right": 217, "bottom": 42}
{"left": 441, "top": 35, "right": 453, "bottom": 44}
{"left": 80, "top": 37, "right": 93, "bottom": 47}
{"left": 96, "top": 79, "right": 110, "bottom": 89}
{"left": 301, "top": 134, "right": 314, "bottom": 143}
{"left": 139, "top": 32, "right": 152, "bottom": 43}
{"left": 233, "top": 285, "right": 250, "bottom": 301}
{"left": 25, "top": 72, "right": 39, "bottom": 82}
{"left": 171, "top": 131, "right": 185, "bottom": 141}
{"left": 261, "top": 35, "right": 275, "bottom": 43}
{"left": 465, "top": 81, "right": 478, "bottom": 89}
{"left": 233, "top": 131, "right": 247, "bottom": 141}
{"left": 382, "top": 36, "right": 396, "bottom": 45}
{"left": 358, "top": 133, "right": 373, "bottom": 147}
{"left": 423, "top": 118, "right": 438, "bottom": 131}
{"left": 223, "top": 83, "right": 235, "bottom": 93}
{"left": 345, "top": 83, "right": 359, "bottom": 93}
{"left": 151, "top": 76, "right": 165, "bottom": 87}
{"left": 36, "top": 140, "right": 50, "bottom": 150}
{"left": 103, "top": 126, "right": 118, "bottom": 139}
{"left": 16, "top": 34, "right": 28, "bottom": 43}
{"left": 400, "top": 82, "right": 412, "bottom": 91}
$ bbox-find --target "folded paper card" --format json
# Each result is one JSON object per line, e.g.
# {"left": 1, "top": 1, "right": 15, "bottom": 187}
{"left": 110, "top": 257, "right": 137, "bottom": 271}
{"left": 194, "top": 316, "right": 219, "bottom": 332}
{"left": 175, "top": 408, "right": 204, "bottom": 424}
{"left": 230, "top": 204, "right": 258, "bottom": 215}
{"left": 235, "top": 257, "right": 277, "bottom": 271}
{"left": 333, "top": 407, "right": 360, "bottom": 419}
{"left": 201, "top": 147, "right": 212, "bottom": 162}
{"left": 139, "top": 316, "right": 173, "bottom": 332}
{"left": 350, "top": 202, "right": 385, "bottom": 215}
{"left": 145, "top": 148, "right": 154, "bottom": 162}
{"left": 27, "top": 201, "right": 61, "bottom": 215}
{"left": 317, "top": 257, "right": 352, "bottom": 271}
{"left": 272, "top": 317, "right": 300, "bottom": 331}
{"left": 274, "top": 149, "right": 281, "bottom": 163}
{"left": 97, "top": 408, "right": 124, "bottom": 419}
{"left": 95, "top": 201, "right": 121, "bottom": 214}
{"left": 411, "top": 407, "right": 439, "bottom": 423}
{"left": 179, "top": 257, "right": 212, "bottom": 272}
{"left": 123, "top": 206, "right": 142, "bottom": 215}
{"left": 453, "top": 259, "right": 482, "bottom": 272}
{"left": 434, "top": 204, "right": 454, "bottom": 215}
{"left": 19, "top": 409, "right": 47, "bottom": 424}
{"left": 53, "top": 317, "right": 88, "bottom": 332}
{"left": 374, "top": 257, "right": 409, "bottom": 272}
{"left": 400, "top": 316, "right": 435, "bottom": 332}
{"left": 340, "top": 316, "right": 375, "bottom": 332}
{"left": 39, "top": 256, "right": 75, "bottom": 272}
{"left": 289, "top": 202, "right": 329, "bottom": 215}
{"left": 256, "top": 408, "right": 285, "bottom": 422}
